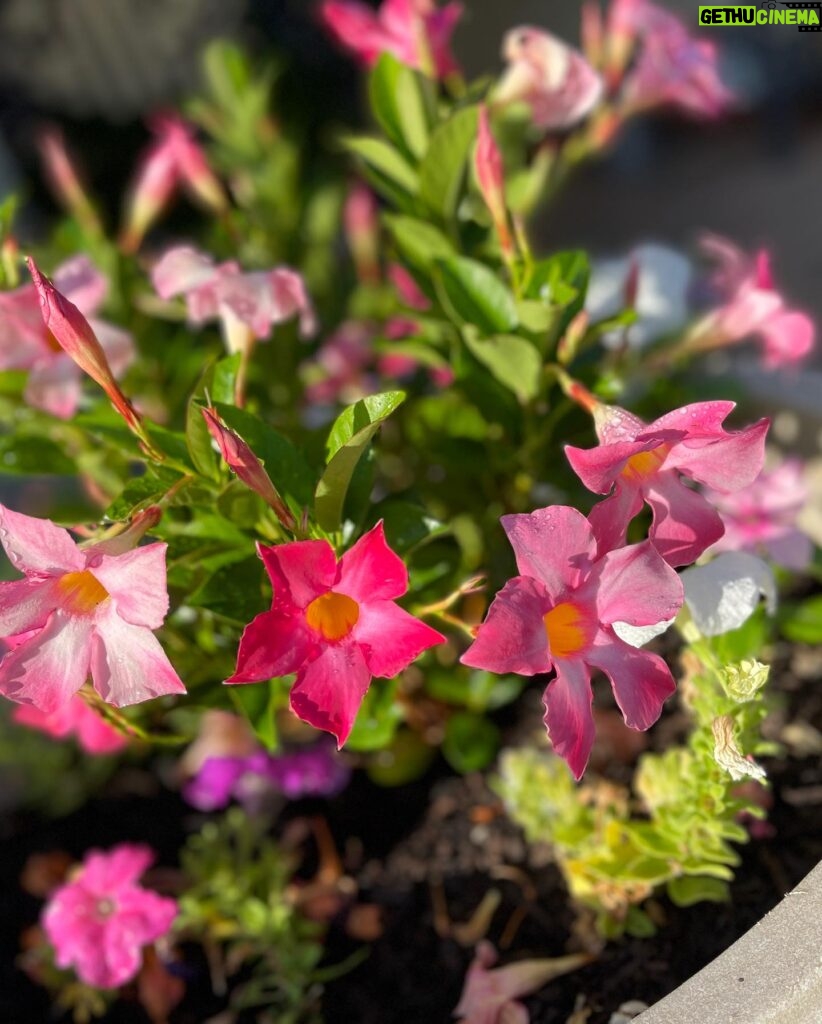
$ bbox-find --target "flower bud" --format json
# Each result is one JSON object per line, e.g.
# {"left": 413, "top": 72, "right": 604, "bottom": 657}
{"left": 475, "top": 106, "right": 513, "bottom": 260}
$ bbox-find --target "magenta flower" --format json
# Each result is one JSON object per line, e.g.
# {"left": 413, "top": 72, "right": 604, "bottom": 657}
{"left": 228, "top": 522, "right": 445, "bottom": 746}
{"left": 704, "top": 459, "right": 814, "bottom": 572}
{"left": 461, "top": 506, "right": 683, "bottom": 778}
{"left": 43, "top": 844, "right": 177, "bottom": 989}
{"left": 494, "top": 26, "right": 603, "bottom": 131}
{"left": 565, "top": 398, "right": 769, "bottom": 567}
{"left": 13, "top": 693, "right": 128, "bottom": 755}
{"left": 0, "top": 256, "right": 133, "bottom": 419}
{"left": 0, "top": 504, "right": 185, "bottom": 713}
{"left": 320, "top": 0, "right": 463, "bottom": 79}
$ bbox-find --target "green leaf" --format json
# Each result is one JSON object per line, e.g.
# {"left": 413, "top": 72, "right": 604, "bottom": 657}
{"left": 779, "top": 595, "right": 822, "bottom": 645}
{"left": 341, "top": 136, "right": 419, "bottom": 204}
{"left": 436, "top": 257, "right": 518, "bottom": 334}
{"left": 186, "top": 354, "right": 241, "bottom": 478}
{"left": 366, "top": 729, "right": 435, "bottom": 786}
{"left": 346, "top": 678, "right": 403, "bottom": 752}
{"left": 0, "top": 435, "right": 75, "bottom": 476}
{"left": 463, "top": 331, "right": 542, "bottom": 402}
{"left": 374, "top": 499, "right": 446, "bottom": 553}
{"left": 369, "top": 53, "right": 430, "bottom": 159}
{"left": 188, "top": 554, "right": 267, "bottom": 624}
{"left": 106, "top": 466, "right": 184, "bottom": 520}
{"left": 229, "top": 680, "right": 279, "bottom": 751}
{"left": 443, "top": 711, "right": 499, "bottom": 773}
{"left": 315, "top": 391, "right": 406, "bottom": 533}
{"left": 667, "top": 875, "right": 730, "bottom": 907}
{"left": 385, "top": 214, "right": 456, "bottom": 276}
{"left": 419, "top": 105, "right": 479, "bottom": 222}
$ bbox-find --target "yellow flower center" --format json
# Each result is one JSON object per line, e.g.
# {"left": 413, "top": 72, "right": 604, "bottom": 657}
{"left": 55, "top": 571, "right": 110, "bottom": 615}
{"left": 305, "top": 591, "right": 360, "bottom": 641}
{"left": 543, "top": 601, "right": 592, "bottom": 659}
{"left": 45, "top": 329, "right": 64, "bottom": 354}
{"left": 621, "top": 444, "right": 670, "bottom": 483}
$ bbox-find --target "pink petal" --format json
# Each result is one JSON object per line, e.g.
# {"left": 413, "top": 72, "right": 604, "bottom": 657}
{"left": 24, "top": 356, "right": 83, "bottom": 419}
{"left": 0, "top": 285, "right": 48, "bottom": 369}
{"left": 337, "top": 521, "right": 408, "bottom": 603}
{"left": 90, "top": 607, "right": 186, "bottom": 706}
{"left": 666, "top": 419, "right": 769, "bottom": 491}
{"left": 588, "top": 540, "right": 683, "bottom": 625}
{"left": 0, "top": 503, "right": 84, "bottom": 576}
{"left": 73, "top": 701, "right": 129, "bottom": 754}
{"left": 564, "top": 437, "right": 657, "bottom": 494}
{"left": 0, "top": 611, "right": 93, "bottom": 712}
{"left": 587, "top": 483, "right": 644, "bottom": 556}
{"left": 53, "top": 255, "right": 107, "bottom": 316}
{"left": 587, "top": 634, "right": 676, "bottom": 731}
{"left": 91, "top": 319, "right": 135, "bottom": 377}
{"left": 13, "top": 700, "right": 74, "bottom": 739}
{"left": 85, "top": 543, "right": 170, "bottom": 629}
{"left": 260, "top": 539, "right": 338, "bottom": 610}
{"left": 321, "top": 1, "right": 388, "bottom": 65}
{"left": 760, "top": 311, "right": 814, "bottom": 367}
{"left": 461, "top": 577, "right": 552, "bottom": 676}
{"left": 227, "top": 610, "right": 313, "bottom": 683}
{"left": 289, "top": 641, "right": 372, "bottom": 746}
{"left": 352, "top": 600, "right": 444, "bottom": 677}
{"left": 645, "top": 471, "right": 725, "bottom": 566}
{"left": 501, "top": 506, "right": 596, "bottom": 598}
{"left": 647, "top": 400, "right": 736, "bottom": 435}
{"left": 765, "top": 530, "right": 814, "bottom": 572}
{"left": 151, "top": 245, "right": 217, "bottom": 301}
{"left": 83, "top": 844, "right": 154, "bottom": 890}
{"left": 0, "top": 578, "right": 58, "bottom": 637}
{"left": 542, "top": 659, "right": 595, "bottom": 780}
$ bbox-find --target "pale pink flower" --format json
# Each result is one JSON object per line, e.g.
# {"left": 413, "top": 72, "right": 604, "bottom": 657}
{"left": 565, "top": 395, "right": 769, "bottom": 567}
{"left": 0, "top": 257, "right": 133, "bottom": 419}
{"left": 704, "top": 459, "right": 813, "bottom": 571}
{"left": 228, "top": 522, "right": 445, "bottom": 746}
{"left": 43, "top": 844, "right": 177, "bottom": 989}
{"left": 461, "top": 506, "right": 683, "bottom": 778}
{"left": 151, "top": 245, "right": 316, "bottom": 353}
{"left": 0, "top": 504, "right": 185, "bottom": 713}
{"left": 13, "top": 693, "right": 128, "bottom": 754}
{"left": 495, "top": 27, "right": 604, "bottom": 131}
{"left": 321, "top": 0, "right": 463, "bottom": 79}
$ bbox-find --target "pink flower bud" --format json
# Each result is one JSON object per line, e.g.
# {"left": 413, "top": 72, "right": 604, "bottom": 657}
{"left": 343, "top": 181, "right": 380, "bottom": 285}
{"left": 37, "top": 127, "right": 102, "bottom": 237}
{"left": 475, "top": 106, "right": 513, "bottom": 259}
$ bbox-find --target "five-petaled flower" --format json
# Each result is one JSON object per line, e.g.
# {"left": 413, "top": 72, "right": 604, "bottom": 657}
{"left": 43, "top": 844, "right": 177, "bottom": 989}
{"left": 0, "top": 504, "right": 185, "bottom": 713}
{"left": 565, "top": 396, "right": 769, "bottom": 567}
{"left": 461, "top": 506, "right": 683, "bottom": 779}
{"left": 228, "top": 522, "right": 445, "bottom": 746}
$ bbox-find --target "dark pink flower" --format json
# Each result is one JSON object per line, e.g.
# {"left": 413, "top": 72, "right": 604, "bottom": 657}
{"left": 321, "top": 0, "right": 463, "bottom": 78}
{"left": 228, "top": 522, "right": 445, "bottom": 746}
{"left": 704, "top": 459, "right": 813, "bottom": 571}
{"left": 0, "top": 257, "right": 133, "bottom": 419}
{"left": 13, "top": 694, "right": 128, "bottom": 754}
{"left": 495, "top": 26, "right": 603, "bottom": 131}
{"left": 0, "top": 504, "right": 185, "bottom": 713}
{"left": 565, "top": 397, "right": 769, "bottom": 567}
{"left": 461, "top": 506, "right": 683, "bottom": 778}
{"left": 43, "top": 844, "right": 177, "bottom": 989}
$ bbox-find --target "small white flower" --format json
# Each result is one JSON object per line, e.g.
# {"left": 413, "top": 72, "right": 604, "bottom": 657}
{"left": 681, "top": 552, "right": 776, "bottom": 637}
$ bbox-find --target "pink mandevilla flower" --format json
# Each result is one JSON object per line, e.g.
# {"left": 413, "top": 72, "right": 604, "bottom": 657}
{"left": 228, "top": 522, "right": 445, "bottom": 746}
{"left": 704, "top": 459, "right": 814, "bottom": 572}
{"left": 461, "top": 506, "right": 684, "bottom": 779}
{"left": 0, "top": 256, "right": 133, "bottom": 419}
{"left": 0, "top": 504, "right": 185, "bottom": 712}
{"left": 321, "top": 0, "right": 463, "bottom": 79}
{"left": 495, "top": 26, "right": 604, "bottom": 131}
{"left": 43, "top": 844, "right": 177, "bottom": 989}
{"left": 565, "top": 397, "right": 769, "bottom": 567}
{"left": 13, "top": 693, "right": 128, "bottom": 755}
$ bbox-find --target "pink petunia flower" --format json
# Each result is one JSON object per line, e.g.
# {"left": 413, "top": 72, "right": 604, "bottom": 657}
{"left": 703, "top": 459, "right": 814, "bottom": 572}
{"left": 320, "top": 0, "right": 463, "bottom": 79}
{"left": 151, "top": 245, "right": 316, "bottom": 354}
{"left": 0, "top": 504, "right": 186, "bottom": 713}
{"left": 228, "top": 522, "right": 445, "bottom": 746}
{"left": 494, "top": 26, "right": 604, "bottom": 131}
{"left": 43, "top": 844, "right": 177, "bottom": 989}
{"left": 0, "top": 256, "right": 133, "bottom": 419}
{"left": 564, "top": 395, "right": 769, "bottom": 567}
{"left": 461, "top": 506, "right": 683, "bottom": 779}
{"left": 13, "top": 693, "right": 128, "bottom": 755}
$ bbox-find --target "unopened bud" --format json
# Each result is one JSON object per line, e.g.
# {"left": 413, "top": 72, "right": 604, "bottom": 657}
{"left": 720, "top": 660, "right": 770, "bottom": 703}
{"left": 475, "top": 106, "right": 514, "bottom": 260}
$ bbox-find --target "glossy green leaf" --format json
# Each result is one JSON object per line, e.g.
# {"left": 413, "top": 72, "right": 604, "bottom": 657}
{"left": 419, "top": 105, "right": 479, "bottom": 222}
{"left": 463, "top": 331, "right": 542, "bottom": 402}
{"left": 384, "top": 214, "right": 456, "bottom": 276}
{"left": 341, "top": 136, "right": 419, "bottom": 200}
{"left": 779, "top": 595, "right": 822, "bottom": 645}
{"left": 188, "top": 554, "right": 267, "bottom": 624}
{"left": 369, "top": 53, "right": 430, "bottom": 159}
{"left": 229, "top": 680, "right": 279, "bottom": 751}
{"left": 436, "top": 257, "right": 518, "bottom": 333}
{"left": 346, "top": 678, "right": 403, "bottom": 752}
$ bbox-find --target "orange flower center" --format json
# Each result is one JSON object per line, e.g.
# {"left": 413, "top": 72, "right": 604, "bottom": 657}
{"left": 55, "top": 571, "right": 110, "bottom": 615}
{"left": 305, "top": 591, "right": 360, "bottom": 641}
{"left": 543, "top": 601, "right": 592, "bottom": 659}
{"left": 621, "top": 444, "right": 670, "bottom": 483}
{"left": 45, "top": 329, "right": 63, "bottom": 354}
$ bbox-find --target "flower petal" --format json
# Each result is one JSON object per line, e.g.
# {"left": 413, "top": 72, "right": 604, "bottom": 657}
{"left": 0, "top": 611, "right": 92, "bottom": 712}
{"left": 151, "top": 245, "right": 217, "bottom": 300}
{"left": 0, "top": 503, "right": 84, "bottom": 576}
{"left": 564, "top": 438, "right": 655, "bottom": 494}
{"left": 24, "top": 356, "right": 83, "bottom": 419}
{"left": 461, "top": 576, "right": 552, "bottom": 677}
{"left": 611, "top": 619, "right": 675, "bottom": 648}
{"left": 666, "top": 418, "right": 769, "bottom": 491}
{"left": 337, "top": 521, "right": 408, "bottom": 603}
{"left": 587, "top": 482, "right": 645, "bottom": 556}
{"left": 0, "top": 578, "right": 57, "bottom": 637}
{"left": 259, "top": 539, "right": 337, "bottom": 611}
{"left": 54, "top": 255, "right": 107, "bottom": 315}
{"left": 91, "top": 319, "right": 135, "bottom": 377}
{"left": 647, "top": 400, "right": 736, "bottom": 435}
{"left": 589, "top": 540, "right": 683, "bottom": 625}
{"left": 353, "top": 600, "right": 444, "bottom": 677}
{"left": 681, "top": 552, "right": 776, "bottom": 637}
{"left": 644, "top": 471, "right": 725, "bottom": 567}
{"left": 542, "top": 659, "right": 595, "bottom": 780}
{"left": 501, "top": 506, "right": 596, "bottom": 598}
{"left": 587, "top": 634, "right": 676, "bottom": 731}
{"left": 760, "top": 310, "right": 814, "bottom": 367}
{"left": 289, "top": 641, "right": 372, "bottom": 747}
{"left": 227, "top": 609, "right": 313, "bottom": 683}
{"left": 90, "top": 608, "right": 186, "bottom": 706}
{"left": 85, "top": 543, "right": 170, "bottom": 629}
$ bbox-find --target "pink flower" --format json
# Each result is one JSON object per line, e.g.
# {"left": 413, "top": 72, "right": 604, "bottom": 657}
{"left": 344, "top": 182, "right": 381, "bottom": 285}
{"left": 0, "top": 256, "right": 133, "bottom": 419}
{"left": 303, "top": 321, "right": 377, "bottom": 405}
{"left": 228, "top": 522, "right": 445, "bottom": 746}
{"left": 495, "top": 27, "right": 604, "bottom": 131}
{"left": 321, "top": 0, "right": 463, "bottom": 79}
{"left": 704, "top": 459, "right": 813, "bottom": 571}
{"left": 0, "top": 504, "right": 186, "bottom": 713}
{"left": 13, "top": 693, "right": 128, "bottom": 754}
{"left": 388, "top": 264, "right": 430, "bottom": 312}
{"left": 565, "top": 396, "right": 769, "bottom": 567}
{"left": 151, "top": 245, "right": 316, "bottom": 353}
{"left": 690, "top": 237, "right": 815, "bottom": 367}
{"left": 42, "top": 844, "right": 177, "bottom": 989}
{"left": 461, "top": 506, "right": 683, "bottom": 778}
{"left": 620, "top": 1, "right": 733, "bottom": 118}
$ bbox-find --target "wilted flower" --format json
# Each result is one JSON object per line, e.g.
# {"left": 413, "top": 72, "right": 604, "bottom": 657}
{"left": 712, "top": 715, "right": 766, "bottom": 782}
{"left": 0, "top": 504, "right": 185, "bottom": 712}
{"left": 0, "top": 257, "right": 133, "bottom": 419}
{"left": 494, "top": 26, "right": 604, "bottom": 131}
{"left": 228, "top": 522, "right": 445, "bottom": 746}
{"left": 461, "top": 506, "right": 683, "bottom": 778}
{"left": 12, "top": 693, "right": 128, "bottom": 755}
{"left": 43, "top": 844, "right": 177, "bottom": 989}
